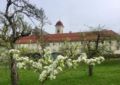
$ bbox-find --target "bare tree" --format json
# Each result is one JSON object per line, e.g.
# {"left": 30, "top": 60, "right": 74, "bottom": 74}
{"left": 33, "top": 26, "right": 49, "bottom": 56}
{"left": 34, "top": 13, "right": 49, "bottom": 55}
{"left": 0, "top": 0, "right": 47, "bottom": 85}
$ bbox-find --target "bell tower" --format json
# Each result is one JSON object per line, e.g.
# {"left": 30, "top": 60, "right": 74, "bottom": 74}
{"left": 55, "top": 20, "right": 64, "bottom": 34}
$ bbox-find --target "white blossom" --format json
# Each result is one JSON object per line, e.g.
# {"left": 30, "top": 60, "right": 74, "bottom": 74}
{"left": 9, "top": 49, "right": 20, "bottom": 54}
{"left": 17, "top": 62, "right": 25, "bottom": 69}
{"left": 10, "top": 48, "right": 105, "bottom": 83}
{"left": 57, "top": 55, "right": 66, "bottom": 60}
{"left": 66, "top": 59, "right": 73, "bottom": 67}
{"left": 57, "top": 66, "right": 63, "bottom": 72}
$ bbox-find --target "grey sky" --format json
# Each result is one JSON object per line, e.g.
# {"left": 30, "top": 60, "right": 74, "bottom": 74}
{"left": 0, "top": 0, "right": 120, "bottom": 33}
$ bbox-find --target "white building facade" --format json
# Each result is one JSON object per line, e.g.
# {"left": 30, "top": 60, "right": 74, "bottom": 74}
{"left": 16, "top": 21, "right": 120, "bottom": 54}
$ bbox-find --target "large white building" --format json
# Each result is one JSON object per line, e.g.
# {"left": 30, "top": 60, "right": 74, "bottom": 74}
{"left": 16, "top": 21, "right": 120, "bottom": 54}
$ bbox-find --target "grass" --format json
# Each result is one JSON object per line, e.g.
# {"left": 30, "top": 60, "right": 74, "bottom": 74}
{"left": 0, "top": 59, "right": 120, "bottom": 85}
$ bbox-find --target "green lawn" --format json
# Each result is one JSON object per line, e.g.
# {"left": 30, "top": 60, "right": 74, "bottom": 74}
{"left": 0, "top": 59, "right": 120, "bottom": 85}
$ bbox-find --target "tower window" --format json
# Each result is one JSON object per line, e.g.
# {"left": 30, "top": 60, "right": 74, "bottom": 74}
{"left": 57, "top": 30, "right": 60, "bottom": 33}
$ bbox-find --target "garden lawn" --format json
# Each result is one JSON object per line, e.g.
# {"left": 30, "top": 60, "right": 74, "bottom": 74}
{"left": 0, "top": 59, "right": 120, "bottom": 85}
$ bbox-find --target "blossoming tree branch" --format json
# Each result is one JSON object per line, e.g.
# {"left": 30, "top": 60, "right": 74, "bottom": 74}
{"left": 9, "top": 48, "right": 105, "bottom": 85}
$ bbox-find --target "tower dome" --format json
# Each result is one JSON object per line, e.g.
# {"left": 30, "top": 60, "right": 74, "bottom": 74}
{"left": 55, "top": 20, "right": 64, "bottom": 27}
{"left": 55, "top": 20, "right": 64, "bottom": 34}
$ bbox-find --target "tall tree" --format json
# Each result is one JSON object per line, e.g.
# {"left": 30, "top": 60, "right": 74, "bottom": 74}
{"left": 80, "top": 25, "right": 110, "bottom": 76}
{"left": 35, "top": 12, "right": 48, "bottom": 55}
{"left": 0, "top": 0, "right": 47, "bottom": 85}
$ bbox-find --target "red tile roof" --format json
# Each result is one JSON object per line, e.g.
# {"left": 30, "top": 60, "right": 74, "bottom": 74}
{"left": 16, "top": 35, "right": 38, "bottom": 44}
{"left": 16, "top": 30, "right": 118, "bottom": 44}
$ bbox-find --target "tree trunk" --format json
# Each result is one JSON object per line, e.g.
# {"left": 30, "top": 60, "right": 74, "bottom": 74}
{"left": 41, "top": 82, "right": 45, "bottom": 85}
{"left": 10, "top": 55, "right": 19, "bottom": 85}
{"left": 10, "top": 42, "right": 19, "bottom": 85}
{"left": 41, "top": 80, "right": 46, "bottom": 85}
{"left": 88, "top": 65, "right": 93, "bottom": 76}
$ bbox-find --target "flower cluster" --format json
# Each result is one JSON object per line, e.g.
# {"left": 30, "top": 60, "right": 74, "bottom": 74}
{"left": 65, "top": 53, "right": 104, "bottom": 68}
{"left": 77, "top": 53, "right": 105, "bottom": 65}
{"left": 12, "top": 49, "right": 52, "bottom": 71}
{"left": 9, "top": 49, "right": 20, "bottom": 54}
{"left": 8, "top": 48, "right": 105, "bottom": 84}
{"left": 77, "top": 53, "right": 87, "bottom": 62}
{"left": 9, "top": 49, "right": 20, "bottom": 59}
{"left": 39, "top": 55, "right": 66, "bottom": 82}
{"left": 32, "top": 60, "right": 42, "bottom": 71}
{"left": 16, "top": 56, "right": 43, "bottom": 72}
{"left": 66, "top": 59, "right": 73, "bottom": 67}
{"left": 84, "top": 56, "right": 105, "bottom": 65}
{"left": 16, "top": 57, "right": 32, "bottom": 69}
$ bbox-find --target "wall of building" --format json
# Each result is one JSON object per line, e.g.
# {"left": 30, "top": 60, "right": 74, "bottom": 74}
{"left": 16, "top": 40, "right": 120, "bottom": 54}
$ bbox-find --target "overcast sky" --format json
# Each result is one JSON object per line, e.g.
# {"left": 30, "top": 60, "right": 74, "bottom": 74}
{"left": 0, "top": 0, "right": 120, "bottom": 33}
